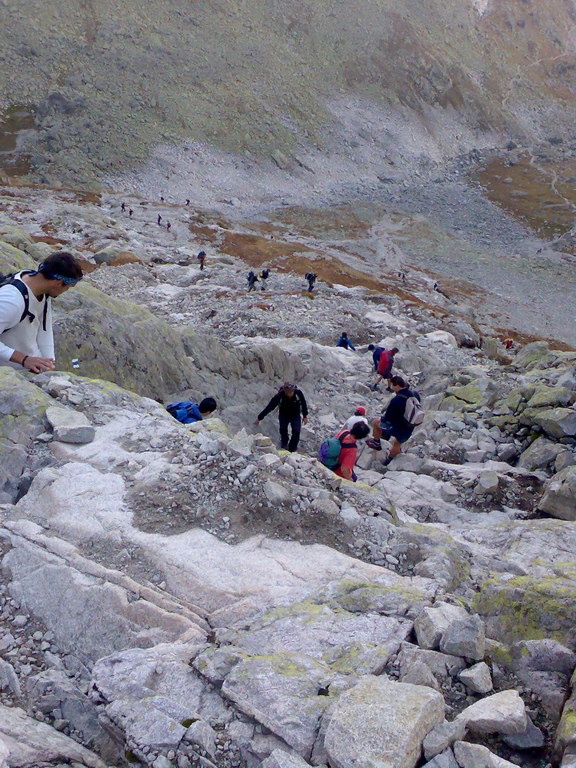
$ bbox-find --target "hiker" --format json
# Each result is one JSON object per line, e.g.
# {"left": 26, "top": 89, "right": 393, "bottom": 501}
{"left": 342, "top": 406, "right": 368, "bottom": 431}
{"left": 305, "top": 272, "right": 317, "bottom": 292}
{"left": 319, "top": 421, "right": 371, "bottom": 482}
{"left": 254, "top": 383, "right": 308, "bottom": 452}
{"left": 504, "top": 338, "right": 515, "bottom": 350}
{"left": 166, "top": 221, "right": 171, "bottom": 232}
{"left": 377, "top": 346, "right": 399, "bottom": 386}
{"left": 367, "top": 375, "right": 423, "bottom": 464}
{"left": 166, "top": 397, "right": 217, "bottom": 424}
{"left": 160, "top": 196, "right": 165, "bottom": 202}
{"left": 186, "top": 199, "right": 190, "bottom": 206}
{"left": 336, "top": 332, "right": 356, "bottom": 351}
{"left": 121, "top": 202, "right": 126, "bottom": 212}
{"left": 197, "top": 251, "right": 206, "bottom": 271}
{"left": 0, "top": 252, "right": 83, "bottom": 374}
{"left": 368, "top": 343, "right": 383, "bottom": 372}
{"left": 129, "top": 209, "right": 133, "bottom": 217}
{"left": 157, "top": 214, "right": 162, "bottom": 226}
{"left": 259, "top": 268, "right": 270, "bottom": 290}
{"left": 247, "top": 271, "right": 259, "bottom": 292}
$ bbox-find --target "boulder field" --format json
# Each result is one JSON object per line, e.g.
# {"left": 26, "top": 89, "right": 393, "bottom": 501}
{"left": 0, "top": 206, "right": 575, "bottom": 768}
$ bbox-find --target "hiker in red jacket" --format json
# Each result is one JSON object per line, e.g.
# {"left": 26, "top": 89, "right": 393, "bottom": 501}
{"left": 377, "top": 347, "right": 399, "bottom": 389}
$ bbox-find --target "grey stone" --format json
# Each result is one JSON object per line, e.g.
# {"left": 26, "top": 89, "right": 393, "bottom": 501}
{"left": 453, "top": 741, "right": 518, "bottom": 768}
{"left": 414, "top": 602, "right": 468, "bottom": 650}
{"left": 556, "top": 450, "right": 576, "bottom": 472}
{"left": 532, "top": 408, "right": 576, "bottom": 439}
{"left": 501, "top": 716, "right": 545, "bottom": 749}
{"left": 439, "top": 614, "right": 485, "bottom": 661}
{"left": 510, "top": 639, "right": 576, "bottom": 675}
{"left": 324, "top": 677, "right": 445, "bottom": 768}
{"left": 518, "top": 436, "right": 563, "bottom": 471}
{"left": 423, "top": 747, "right": 459, "bottom": 768}
{"left": 152, "top": 757, "right": 172, "bottom": 768}
{"left": 0, "top": 659, "right": 21, "bottom": 697}
{"left": 423, "top": 719, "right": 466, "bottom": 760}
{"left": 184, "top": 719, "right": 216, "bottom": 757}
{"left": 456, "top": 690, "right": 527, "bottom": 735}
{"left": 475, "top": 471, "right": 499, "bottom": 495}
{"left": 0, "top": 704, "right": 106, "bottom": 767}
{"left": 46, "top": 406, "right": 95, "bottom": 444}
{"left": 227, "top": 428, "right": 254, "bottom": 457}
{"left": 398, "top": 644, "right": 466, "bottom": 680}
{"left": 538, "top": 467, "right": 576, "bottom": 521}
{"left": 400, "top": 660, "right": 440, "bottom": 690}
{"left": 459, "top": 662, "right": 492, "bottom": 694}
{"left": 264, "top": 479, "right": 291, "bottom": 505}
{"left": 261, "top": 750, "right": 312, "bottom": 768}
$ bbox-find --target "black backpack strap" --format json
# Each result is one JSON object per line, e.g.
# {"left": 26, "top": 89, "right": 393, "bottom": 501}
{"left": 338, "top": 430, "right": 355, "bottom": 448}
{"left": 42, "top": 295, "right": 49, "bottom": 331}
{"left": 6, "top": 278, "right": 34, "bottom": 325}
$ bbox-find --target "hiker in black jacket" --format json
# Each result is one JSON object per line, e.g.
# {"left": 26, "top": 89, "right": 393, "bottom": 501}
{"left": 254, "top": 383, "right": 308, "bottom": 452}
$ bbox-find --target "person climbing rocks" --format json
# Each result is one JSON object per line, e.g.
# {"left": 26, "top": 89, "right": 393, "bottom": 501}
{"left": 320, "top": 421, "right": 370, "bottom": 482}
{"left": 247, "top": 271, "right": 259, "bottom": 291}
{"left": 305, "top": 272, "right": 317, "bottom": 292}
{"left": 342, "top": 406, "right": 368, "bottom": 431}
{"left": 367, "top": 375, "right": 422, "bottom": 465}
{"left": 160, "top": 196, "right": 165, "bottom": 202}
{"left": 121, "top": 202, "right": 126, "bottom": 212}
{"left": 259, "top": 268, "right": 270, "bottom": 290}
{"left": 255, "top": 383, "right": 308, "bottom": 453}
{"left": 0, "top": 252, "right": 83, "bottom": 374}
{"left": 368, "top": 343, "right": 383, "bottom": 372}
{"left": 129, "top": 209, "right": 133, "bottom": 217}
{"left": 377, "top": 346, "right": 399, "bottom": 388}
{"left": 186, "top": 199, "right": 190, "bottom": 206}
{"left": 166, "top": 221, "right": 171, "bottom": 232}
{"left": 336, "top": 332, "right": 356, "bottom": 351}
{"left": 166, "top": 397, "right": 217, "bottom": 424}
{"left": 157, "top": 214, "right": 162, "bottom": 226}
{"left": 197, "top": 251, "right": 206, "bottom": 271}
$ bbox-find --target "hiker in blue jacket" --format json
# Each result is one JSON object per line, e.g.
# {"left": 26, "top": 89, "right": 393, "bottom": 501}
{"left": 166, "top": 397, "right": 217, "bottom": 424}
{"left": 336, "top": 332, "right": 356, "bottom": 351}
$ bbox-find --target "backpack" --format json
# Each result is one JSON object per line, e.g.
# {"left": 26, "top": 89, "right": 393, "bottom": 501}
{"left": 401, "top": 394, "right": 425, "bottom": 426}
{"left": 319, "top": 431, "right": 354, "bottom": 469}
{"left": 0, "top": 271, "right": 48, "bottom": 332}
{"left": 166, "top": 400, "right": 200, "bottom": 423}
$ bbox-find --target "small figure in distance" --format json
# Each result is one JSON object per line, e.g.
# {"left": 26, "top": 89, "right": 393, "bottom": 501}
{"left": 336, "top": 331, "right": 356, "bottom": 351}
{"left": 186, "top": 199, "right": 190, "bottom": 206}
{"left": 121, "top": 202, "right": 126, "bottom": 212}
{"left": 129, "top": 208, "right": 133, "bottom": 217}
{"left": 157, "top": 214, "right": 162, "bottom": 226}
{"left": 254, "top": 382, "right": 308, "bottom": 453}
{"left": 305, "top": 272, "right": 317, "bottom": 292}
{"left": 367, "top": 375, "right": 423, "bottom": 465}
{"left": 160, "top": 196, "right": 165, "bottom": 202}
{"left": 247, "top": 271, "right": 259, "bottom": 292}
{"left": 319, "top": 421, "right": 371, "bottom": 482}
{"left": 504, "top": 338, "right": 515, "bottom": 350}
{"left": 259, "top": 268, "right": 270, "bottom": 290}
{"left": 0, "top": 252, "right": 83, "bottom": 374}
{"left": 368, "top": 343, "right": 383, "bottom": 372}
{"left": 165, "top": 396, "right": 217, "bottom": 424}
{"left": 197, "top": 251, "right": 206, "bottom": 271}
{"left": 166, "top": 221, "right": 171, "bottom": 232}
{"left": 342, "top": 406, "right": 368, "bottom": 431}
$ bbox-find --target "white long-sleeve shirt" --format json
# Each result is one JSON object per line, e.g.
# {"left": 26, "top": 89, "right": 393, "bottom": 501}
{"left": 342, "top": 415, "right": 369, "bottom": 431}
{"left": 0, "top": 274, "right": 54, "bottom": 369}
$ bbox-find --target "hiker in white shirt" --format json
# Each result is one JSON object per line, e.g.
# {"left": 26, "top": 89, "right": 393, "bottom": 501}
{"left": 0, "top": 252, "right": 83, "bottom": 374}
{"left": 342, "top": 406, "right": 369, "bottom": 431}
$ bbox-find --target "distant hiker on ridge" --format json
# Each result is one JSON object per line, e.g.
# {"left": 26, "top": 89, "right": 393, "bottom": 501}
{"left": 157, "top": 214, "right": 162, "bottom": 226}
{"left": 197, "top": 251, "right": 206, "bottom": 271}
{"left": 305, "top": 272, "right": 317, "bottom": 292}
{"left": 255, "top": 382, "right": 308, "bottom": 453}
{"left": 166, "top": 221, "right": 171, "bottom": 232}
{"left": 336, "top": 331, "right": 356, "bottom": 351}
{"left": 0, "top": 252, "right": 83, "bottom": 374}
{"left": 121, "top": 202, "right": 126, "bottom": 212}
{"left": 247, "top": 271, "right": 259, "bottom": 292}
{"left": 259, "top": 268, "right": 270, "bottom": 290}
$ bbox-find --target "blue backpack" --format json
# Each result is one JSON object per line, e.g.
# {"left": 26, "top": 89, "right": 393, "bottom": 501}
{"left": 166, "top": 401, "right": 201, "bottom": 424}
{"left": 319, "top": 431, "right": 354, "bottom": 469}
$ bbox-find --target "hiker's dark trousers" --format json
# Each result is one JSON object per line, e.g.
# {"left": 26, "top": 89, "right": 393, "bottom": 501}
{"left": 279, "top": 416, "right": 301, "bottom": 452}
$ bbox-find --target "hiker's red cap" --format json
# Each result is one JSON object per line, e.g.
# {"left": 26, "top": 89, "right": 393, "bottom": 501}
{"left": 355, "top": 406, "right": 366, "bottom": 415}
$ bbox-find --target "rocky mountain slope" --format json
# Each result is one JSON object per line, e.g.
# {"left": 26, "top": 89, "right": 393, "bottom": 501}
{"left": 0, "top": 187, "right": 575, "bottom": 768}
{"left": 1, "top": 0, "right": 576, "bottom": 190}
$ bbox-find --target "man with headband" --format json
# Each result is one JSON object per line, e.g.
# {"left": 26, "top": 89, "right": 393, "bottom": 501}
{"left": 0, "top": 251, "right": 83, "bottom": 374}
